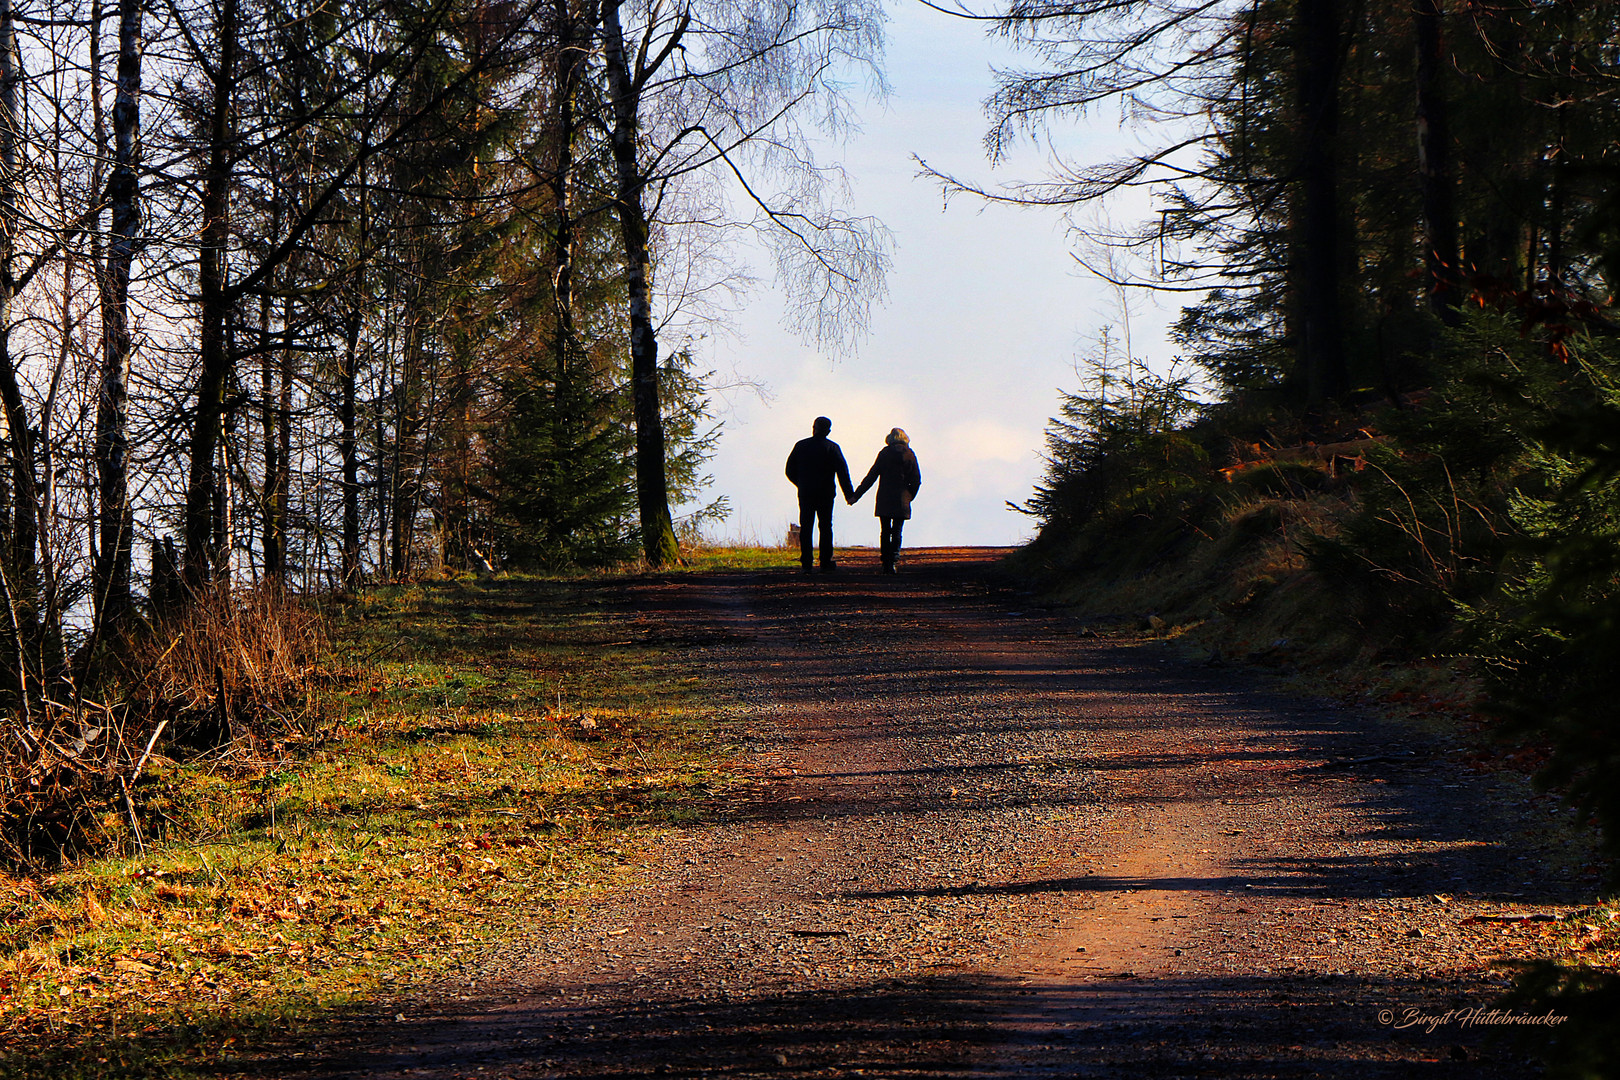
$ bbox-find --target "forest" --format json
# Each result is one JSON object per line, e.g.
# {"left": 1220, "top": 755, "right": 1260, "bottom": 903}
{"left": 999, "top": 0, "right": 1620, "bottom": 832}
{"left": 0, "top": 0, "right": 891, "bottom": 837}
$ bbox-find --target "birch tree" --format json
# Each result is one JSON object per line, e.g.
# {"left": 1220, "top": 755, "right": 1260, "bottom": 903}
{"left": 589, "top": 0, "right": 890, "bottom": 565}
{"left": 92, "top": 0, "right": 144, "bottom": 626}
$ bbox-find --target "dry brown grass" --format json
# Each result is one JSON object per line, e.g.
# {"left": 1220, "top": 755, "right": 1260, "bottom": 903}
{"left": 0, "top": 588, "right": 332, "bottom": 872}
{"left": 121, "top": 586, "right": 328, "bottom": 745}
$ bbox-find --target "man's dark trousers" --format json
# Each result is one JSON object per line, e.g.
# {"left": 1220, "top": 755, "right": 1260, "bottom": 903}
{"left": 800, "top": 496, "right": 835, "bottom": 568}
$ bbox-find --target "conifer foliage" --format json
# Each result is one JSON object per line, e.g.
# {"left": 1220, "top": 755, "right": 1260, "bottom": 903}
{"left": 494, "top": 338, "right": 638, "bottom": 570}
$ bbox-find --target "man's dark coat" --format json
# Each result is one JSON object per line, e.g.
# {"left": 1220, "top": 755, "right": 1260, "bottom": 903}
{"left": 785, "top": 435, "right": 855, "bottom": 502}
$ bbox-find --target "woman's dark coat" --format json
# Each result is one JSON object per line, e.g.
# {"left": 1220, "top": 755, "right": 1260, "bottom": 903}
{"left": 853, "top": 444, "right": 921, "bottom": 519}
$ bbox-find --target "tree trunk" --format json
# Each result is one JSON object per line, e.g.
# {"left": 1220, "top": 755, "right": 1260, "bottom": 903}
{"left": 543, "top": 0, "right": 596, "bottom": 563}
{"left": 258, "top": 239, "right": 281, "bottom": 583}
{"left": 1414, "top": 0, "right": 1460, "bottom": 322}
{"left": 1293, "top": 0, "right": 1348, "bottom": 407}
{"left": 94, "top": 0, "right": 141, "bottom": 627}
{"left": 375, "top": 372, "right": 389, "bottom": 576}
{"left": 602, "top": 0, "right": 680, "bottom": 566}
{"left": 262, "top": 288, "right": 293, "bottom": 585}
{"left": 0, "top": 0, "right": 39, "bottom": 671}
{"left": 340, "top": 300, "right": 362, "bottom": 589}
{"left": 390, "top": 378, "right": 407, "bottom": 579}
{"left": 549, "top": 0, "right": 596, "bottom": 364}
{"left": 216, "top": 324, "right": 237, "bottom": 587}
{"left": 1546, "top": 103, "right": 1567, "bottom": 288}
{"left": 388, "top": 315, "right": 422, "bottom": 579}
{"left": 340, "top": 164, "right": 369, "bottom": 591}
{"left": 184, "top": 0, "right": 239, "bottom": 591}
{"left": 551, "top": 0, "right": 579, "bottom": 385}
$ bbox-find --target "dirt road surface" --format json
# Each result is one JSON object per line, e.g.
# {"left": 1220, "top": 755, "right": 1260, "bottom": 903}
{"left": 308, "top": 548, "right": 1593, "bottom": 1079}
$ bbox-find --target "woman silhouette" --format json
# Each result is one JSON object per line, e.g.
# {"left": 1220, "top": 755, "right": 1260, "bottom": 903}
{"left": 850, "top": 428, "right": 922, "bottom": 574}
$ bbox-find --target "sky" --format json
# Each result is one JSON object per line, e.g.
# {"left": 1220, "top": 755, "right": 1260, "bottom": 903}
{"left": 693, "top": 0, "right": 1182, "bottom": 550}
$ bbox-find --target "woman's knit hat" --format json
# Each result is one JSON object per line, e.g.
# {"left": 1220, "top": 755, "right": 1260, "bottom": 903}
{"left": 886, "top": 427, "right": 909, "bottom": 447}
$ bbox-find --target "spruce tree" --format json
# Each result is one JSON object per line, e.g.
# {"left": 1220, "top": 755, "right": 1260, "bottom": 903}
{"left": 494, "top": 339, "right": 637, "bottom": 570}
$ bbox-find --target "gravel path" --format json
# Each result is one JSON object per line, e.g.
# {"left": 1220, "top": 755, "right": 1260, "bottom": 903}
{"left": 310, "top": 548, "right": 1596, "bottom": 1079}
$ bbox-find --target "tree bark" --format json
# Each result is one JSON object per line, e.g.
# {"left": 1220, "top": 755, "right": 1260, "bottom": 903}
{"left": 94, "top": 0, "right": 141, "bottom": 626}
{"left": 257, "top": 201, "right": 282, "bottom": 583}
{"left": 602, "top": 0, "right": 680, "bottom": 566}
{"left": 544, "top": 0, "right": 598, "bottom": 557}
{"left": 184, "top": 0, "right": 239, "bottom": 591}
{"left": 1545, "top": 101, "right": 1567, "bottom": 288}
{"left": 374, "top": 368, "right": 389, "bottom": 576}
{"left": 549, "top": 0, "right": 597, "bottom": 362}
{"left": 269, "top": 290, "right": 293, "bottom": 584}
{"left": 1414, "top": 0, "right": 1460, "bottom": 322}
{"left": 388, "top": 314, "right": 422, "bottom": 579}
{"left": 1294, "top": 0, "right": 1348, "bottom": 406}
{"left": 0, "top": 0, "right": 39, "bottom": 662}
{"left": 340, "top": 299, "right": 362, "bottom": 589}
{"left": 216, "top": 323, "right": 237, "bottom": 585}
{"left": 550, "top": 0, "right": 580, "bottom": 379}
{"left": 339, "top": 166, "right": 367, "bottom": 590}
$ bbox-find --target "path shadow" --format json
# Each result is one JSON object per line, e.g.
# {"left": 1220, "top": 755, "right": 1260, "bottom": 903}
{"left": 652, "top": 562, "right": 1590, "bottom": 909}
{"left": 286, "top": 968, "right": 1542, "bottom": 1079}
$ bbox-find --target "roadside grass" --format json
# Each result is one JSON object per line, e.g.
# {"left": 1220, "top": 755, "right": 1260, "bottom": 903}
{"left": 0, "top": 574, "right": 740, "bottom": 1078}
{"left": 1548, "top": 904, "right": 1620, "bottom": 968}
{"left": 678, "top": 544, "right": 798, "bottom": 572}
{"left": 1500, "top": 902, "right": 1620, "bottom": 1077}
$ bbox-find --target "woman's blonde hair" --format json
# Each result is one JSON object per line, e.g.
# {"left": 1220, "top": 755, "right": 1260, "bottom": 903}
{"left": 886, "top": 427, "right": 909, "bottom": 447}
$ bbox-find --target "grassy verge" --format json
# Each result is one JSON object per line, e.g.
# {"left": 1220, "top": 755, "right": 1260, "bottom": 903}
{"left": 1007, "top": 477, "right": 1506, "bottom": 735}
{"left": 677, "top": 544, "right": 799, "bottom": 572}
{"left": 0, "top": 574, "right": 741, "bottom": 1078}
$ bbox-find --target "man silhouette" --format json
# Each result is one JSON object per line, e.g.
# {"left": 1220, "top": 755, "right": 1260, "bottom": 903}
{"left": 785, "top": 416, "right": 855, "bottom": 572}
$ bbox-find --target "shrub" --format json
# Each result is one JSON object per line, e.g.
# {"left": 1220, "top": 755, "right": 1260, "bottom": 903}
{"left": 1458, "top": 381, "right": 1620, "bottom": 870}
{"left": 1304, "top": 313, "right": 1588, "bottom": 643}
{"left": 121, "top": 586, "right": 328, "bottom": 747}
{"left": 0, "top": 587, "right": 328, "bottom": 868}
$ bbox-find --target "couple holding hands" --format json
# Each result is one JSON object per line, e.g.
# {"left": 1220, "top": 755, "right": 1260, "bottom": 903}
{"left": 785, "top": 416, "right": 921, "bottom": 575}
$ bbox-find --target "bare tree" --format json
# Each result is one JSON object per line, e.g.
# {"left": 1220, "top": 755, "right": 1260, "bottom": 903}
{"left": 0, "top": 0, "right": 44, "bottom": 702}
{"left": 589, "top": 0, "right": 891, "bottom": 564}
